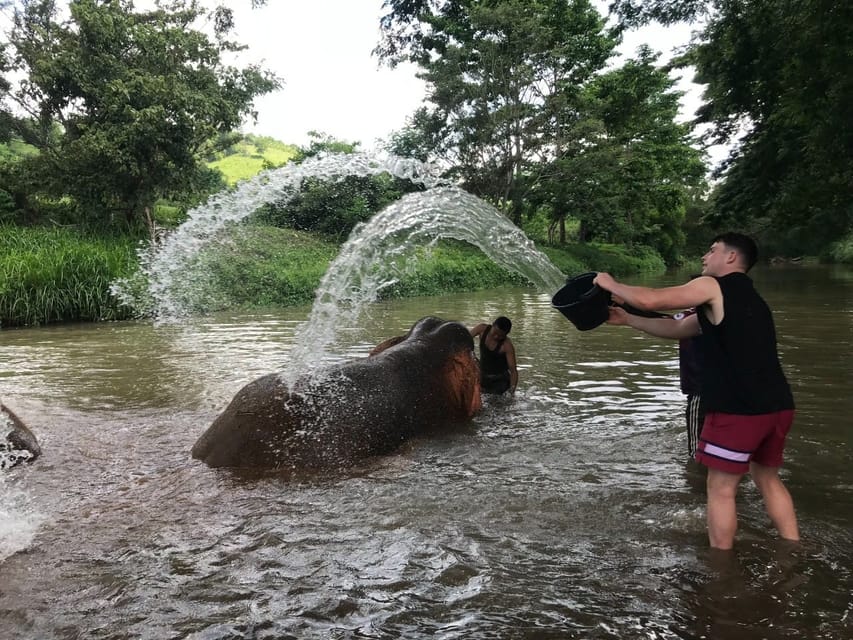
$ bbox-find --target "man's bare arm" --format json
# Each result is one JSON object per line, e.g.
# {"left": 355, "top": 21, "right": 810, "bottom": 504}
{"left": 595, "top": 273, "right": 718, "bottom": 314}
{"left": 607, "top": 306, "right": 701, "bottom": 339}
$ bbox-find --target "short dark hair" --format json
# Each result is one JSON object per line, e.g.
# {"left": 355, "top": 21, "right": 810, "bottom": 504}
{"left": 713, "top": 232, "right": 758, "bottom": 271}
{"left": 493, "top": 316, "right": 512, "bottom": 333}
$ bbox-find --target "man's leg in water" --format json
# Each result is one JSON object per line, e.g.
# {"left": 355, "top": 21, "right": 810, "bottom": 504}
{"left": 751, "top": 461, "right": 799, "bottom": 542}
{"left": 706, "top": 468, "right": 742, "bottom": 550}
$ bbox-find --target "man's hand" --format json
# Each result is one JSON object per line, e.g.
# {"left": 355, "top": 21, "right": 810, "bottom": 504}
{"left": 606, "top": 305, "right": 630, "bottom": 326}
{"left": 594, "top": 272, "right": 617, "bottom": 291}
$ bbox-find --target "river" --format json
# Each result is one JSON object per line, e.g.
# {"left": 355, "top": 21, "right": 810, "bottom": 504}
{"left": 1, "top": 265, "right": 851, "bottom": 639}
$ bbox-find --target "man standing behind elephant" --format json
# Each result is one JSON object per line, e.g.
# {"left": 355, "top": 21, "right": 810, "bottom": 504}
{"left": 593, "top": 233, "right": 798, "bottom": 551}
{"left": 470, "top": 316, "right": 518, "bottom": 395}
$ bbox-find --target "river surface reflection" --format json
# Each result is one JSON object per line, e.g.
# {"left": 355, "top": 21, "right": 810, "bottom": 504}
{"left": 1, "top": 265, "right": 851, "bottom": 639}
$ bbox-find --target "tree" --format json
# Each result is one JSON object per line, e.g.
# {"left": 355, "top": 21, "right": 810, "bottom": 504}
{"left": 606, "top": 0, "right": 708, "bottom": 29}
{"left": 377, "top": 0, "right": 616, "bottom": 223}
{"left": 1, "top": 0, "right": 279, "bottom": 229}
{"left": 609, "top": 0, "right": 853, "bottom": 256}
{"left": 257, "top": 132, "right": 421, "bottom": 241}
{"left": 691, "top": 1, "right": 853, "bottom": 254}
{"left": 527, "top": 47, "right": 705, "bottom": 261}
{"left": 378, "top": 0, "right": 706, "bottom": 263}
{"left": 587, "top": 47, "right": 705, "bottom": 261}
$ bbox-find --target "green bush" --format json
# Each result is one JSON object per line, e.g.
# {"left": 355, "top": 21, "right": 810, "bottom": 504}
{"left": 258, "top": 174, "right": 412, "bottom": 241}
{"left": 0, "top": 220, "right": 670, "bottom": 327}
{"left": 0, "top": 189, "right": 15, "bottom": 222}
{"left": 828, "top": 231, "right": 853, "bottom": 264}
{"left": 540, "top": 242, "right": 665, "bottom": 278}
{"left": 385, "top": 243, "right": 528, "bottom": 298}
{"left": 188, "top": 225, "right": 338, "bottom": 311}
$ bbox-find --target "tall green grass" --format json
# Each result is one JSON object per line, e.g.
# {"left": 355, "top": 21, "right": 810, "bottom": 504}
{"left": 193, "top": 225, "right": 339, "bottom": 310}
{"left": 384, "top": 242, "right": 529, "bottom": 298}
{"left": 0, "top": 226, "right": 138, "bottom": 327}
{"left": 540, "top": 242, "right": 666, "bottom": 277}
{"left": 1, "top": 223, "right": 669, "bottom": 327}
{"left": 192, "top": 230, "right": 530, "bottom": 311}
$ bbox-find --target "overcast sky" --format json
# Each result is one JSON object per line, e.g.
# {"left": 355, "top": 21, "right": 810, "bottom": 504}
{"left": 229, "top": 1, "right": 707, "bottom": 152}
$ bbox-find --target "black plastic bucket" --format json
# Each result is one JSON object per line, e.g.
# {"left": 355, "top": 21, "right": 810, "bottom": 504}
{"left": 551, "top": 272, "right": 611, "bottom": 331}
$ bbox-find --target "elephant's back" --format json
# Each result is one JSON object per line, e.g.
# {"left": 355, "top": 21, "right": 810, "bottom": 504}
{"left": 191, "top": 373, "right": 295, "bottom": 468}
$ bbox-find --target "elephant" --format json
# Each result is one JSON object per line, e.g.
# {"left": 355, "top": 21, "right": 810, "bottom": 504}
{"left": 192, "top": 316, "right": 483, "bottom": 469}
{"left": 1, "top": 403, "right": 41, "bottom": 469}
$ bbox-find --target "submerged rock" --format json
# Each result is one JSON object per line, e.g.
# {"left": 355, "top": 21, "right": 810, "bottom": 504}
{"left": 1, "top": 403, "right": 41, "bottom": 470}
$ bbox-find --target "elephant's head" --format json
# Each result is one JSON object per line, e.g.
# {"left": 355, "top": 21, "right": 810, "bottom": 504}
{"left": 2, "top": 403, "right": 41, "bottom": 470}
{"left": 369, "top": 316, "right": 482, "bottom": 420}
{"left": 192, "top": 316, "right": 482, "bottom": 469}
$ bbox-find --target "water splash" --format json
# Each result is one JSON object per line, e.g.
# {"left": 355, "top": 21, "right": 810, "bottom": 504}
{"left": 1, "top": 413, "right": 34, "bottom": 471}
{"left": 110, "top": 152, "right": 566, "bottom": 384}
{"left": 283, "top": 185, "right": 565, "bottom": 386}
{"left": 1, "top": 419, "right": 43, "bottom": 561}
{"left": 110, "top": 153, "right": 447, "bottom": 320}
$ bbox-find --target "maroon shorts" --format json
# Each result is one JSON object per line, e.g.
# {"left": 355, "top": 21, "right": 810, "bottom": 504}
{"left": 695, "top": 409, "right": 795, "bottom": 474}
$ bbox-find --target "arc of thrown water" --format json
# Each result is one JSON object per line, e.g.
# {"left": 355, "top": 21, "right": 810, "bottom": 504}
{"left": 108, "top": 151, "right": 567, "bottom": 386}
{"left": 282, "top": 185, "right": 566, "bottom": 387}
{"left": 110, "top": 153, "right": 447, "bottom": 320}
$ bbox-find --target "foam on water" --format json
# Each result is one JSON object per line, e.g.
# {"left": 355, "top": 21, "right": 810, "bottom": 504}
{"left": 0, "top": 477, "right": 43, "bottom": 561}
{"left": 1, "top": 420, "right": 44, "bottom": 561}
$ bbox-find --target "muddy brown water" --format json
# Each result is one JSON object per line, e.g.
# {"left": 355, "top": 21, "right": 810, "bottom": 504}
{"left": 1, "top": 265, "right": 851, "bottom": 639}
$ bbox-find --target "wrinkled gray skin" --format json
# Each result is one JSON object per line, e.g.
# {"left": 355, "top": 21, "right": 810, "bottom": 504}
{"left": 2, "top": 403, "right": 41, "bottom": 469}
{"left": 192, "top": 316, "right": 483, "bottom": 470}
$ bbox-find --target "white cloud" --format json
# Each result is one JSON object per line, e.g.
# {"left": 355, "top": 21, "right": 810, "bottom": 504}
{"left": 229, "top": 1, "right": 426, "bottom": 150}
{"left": 231, "top": 1, "right": 727, "bottom": 165}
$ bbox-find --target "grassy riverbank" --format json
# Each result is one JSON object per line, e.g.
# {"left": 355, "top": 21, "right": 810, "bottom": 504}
{"left": 0, "top": 225, "right": 666, "bottom": 328}
{"left": 0, "top": 226, "right": 139, "bottom": 327}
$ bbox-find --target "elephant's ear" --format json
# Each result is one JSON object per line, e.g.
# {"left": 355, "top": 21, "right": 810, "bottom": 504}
{"left": 369, "top": 335, "right": 406, "bottom": 357}
{"left": 443, "top": 350, "right": 482, "bottom": 418}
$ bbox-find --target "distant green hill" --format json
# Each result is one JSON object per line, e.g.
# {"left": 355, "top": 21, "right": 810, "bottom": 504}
{"left": 208, "top": 134, "right": 300, "bottom": 186}
{"left": 1, "top": 133, "right": 298, "bottom": 188}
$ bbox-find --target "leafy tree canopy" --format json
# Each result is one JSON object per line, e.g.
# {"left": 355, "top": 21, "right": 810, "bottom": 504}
{"left": 1, "top": 0, "right": 280, "bottom": 230}
{"left": 379, "top": 0, "right": 705, "bottom": 262}
{"left": 610, "top": 0, "right": 853, "bottom": 256}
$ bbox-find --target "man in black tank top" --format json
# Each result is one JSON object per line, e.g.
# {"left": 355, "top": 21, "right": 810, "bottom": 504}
{"left": 592, "top": 233, "right": 799, "bottom": 551}
{"left": 469, "top": 316, "right": 518, "bottom": 395}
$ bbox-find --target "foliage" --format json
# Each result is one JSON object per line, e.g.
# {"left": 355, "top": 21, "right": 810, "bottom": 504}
{"left": 384, "top": 242, "right": 528, "bottom": 298}
{"left": 378, "top": 0, "right": 617, "bottom": 223}
{"left": 256, "top": 174, "right": 411, "bottom": 242}
{"left": 0, "top": 225, "right": 138, "bottom": 326}
{"left": 378, "top": 0, "right": 707, "bottom": 264}
{"left": 0, "top": 0, "right": 279, "bottom": 230}
{"left": 609, "top": 0, "right": 853, "bottom": 258}
{"left": 606, "top": 0, "right": 708, "bottom": 28}
{"left": 581, "top": 47, "right": 706, "bottom": 263}
{"left": 112, "top": 229, "right": 534, "bottom": 316}
{"left": 190, "top": 225, "right": 338, "bottom": 311}
{"left": 541, "top": 241, "right": 666, "bottom": 277}
{"left": 297, "top": 131, "right": 361, "bottom": 158}
{"left": 828, "top": 232, "right": 853, "bottom": 265}
{"left": 691, "top": 1, "right": 853, "bottom": 254}
{"left": 256, "top": 134, "right": 422, "bottom": 241}
{"left": 0, "top": 217, "right": 670, "bottom": 327}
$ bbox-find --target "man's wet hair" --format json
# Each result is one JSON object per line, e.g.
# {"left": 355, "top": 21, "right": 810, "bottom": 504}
{"left": 713, "top": 232, "right": 759, "bottom": 272}
{"left": 494, "top": 316, "right": 512, "bottom": 333}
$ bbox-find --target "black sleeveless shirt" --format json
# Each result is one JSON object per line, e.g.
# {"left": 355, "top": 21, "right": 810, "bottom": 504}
{"left": 697, "top": 273, "right": 794, "bottom": 414}
{"left": 479, "top": 327, "right": 510, "bottom": 393}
